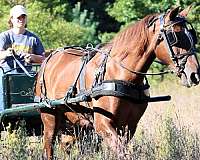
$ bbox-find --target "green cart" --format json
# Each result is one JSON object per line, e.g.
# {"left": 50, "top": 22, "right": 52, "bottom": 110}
{"left": 0, "top": 72, "right": 42, "bottom": 135}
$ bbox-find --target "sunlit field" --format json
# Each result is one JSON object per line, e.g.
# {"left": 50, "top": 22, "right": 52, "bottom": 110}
{"left": 133, "top": 76, "right": 200, "bottom": 159}
{"left": 0, "top": 76, "right": 200, "bottom": 160}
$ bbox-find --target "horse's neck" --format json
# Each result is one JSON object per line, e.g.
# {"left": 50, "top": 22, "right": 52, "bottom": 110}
{"left": 106, "top": 48, "right": 155, "bottom": 83}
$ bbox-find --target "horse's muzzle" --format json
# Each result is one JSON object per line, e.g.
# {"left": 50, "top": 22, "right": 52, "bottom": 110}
{"left": 190, "top": 72, "right": 200, "bottom": 85}
{"left": 180, "top": 71, "right": 200, "bottom": 88}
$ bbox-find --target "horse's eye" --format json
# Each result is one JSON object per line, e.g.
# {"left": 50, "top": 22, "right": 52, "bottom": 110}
{"left": 173, "top": 25, "right": 184, "bottom": 32}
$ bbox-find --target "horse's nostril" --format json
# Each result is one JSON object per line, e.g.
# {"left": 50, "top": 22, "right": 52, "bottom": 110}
{"left": 190, "top": 73, "right": 200, "bottom": 85}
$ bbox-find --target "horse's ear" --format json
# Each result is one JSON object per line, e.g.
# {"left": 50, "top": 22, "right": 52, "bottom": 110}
{"left": 179, "top": 5, "right": 192, "bottom": 17}
{"left": 165, "top": 7, "right": 180, "bottom": 21}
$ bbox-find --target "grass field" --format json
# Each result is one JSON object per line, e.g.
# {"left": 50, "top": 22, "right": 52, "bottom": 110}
{"left": 0, "top": 77, "right": 200, "bottom": 160}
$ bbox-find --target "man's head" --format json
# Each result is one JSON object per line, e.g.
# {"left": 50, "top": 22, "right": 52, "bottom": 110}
{"left": 10, "top": 5, "right": 27, "bottom": 18}
{"left": 9, "top": 5, "right": 27, "bottom": 29}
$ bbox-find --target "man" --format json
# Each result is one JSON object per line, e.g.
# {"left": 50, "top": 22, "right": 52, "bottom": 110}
{"left": 0, "top": 5, "right": 45, "bottom": 111}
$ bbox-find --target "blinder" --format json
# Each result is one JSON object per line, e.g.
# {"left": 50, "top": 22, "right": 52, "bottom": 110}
{"left": 165, "top": 22, "right": 197, "bottom": 50}
{"left": 174, "top": 29, "right": 193, "bottom": 50}
{"left": 165, "top": 29, "right": 177, "bottom": 46}
{"left": 186, "top": 22, "right": 198, "bottom": 44}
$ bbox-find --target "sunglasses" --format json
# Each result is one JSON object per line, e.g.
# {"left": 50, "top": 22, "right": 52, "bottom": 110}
{"left": 17, "top": 14, "right": 27, "bottom": 19}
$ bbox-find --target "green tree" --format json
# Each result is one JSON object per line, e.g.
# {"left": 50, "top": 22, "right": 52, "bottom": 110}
{"left": 27, "top": 2, "right": 98, "bottom": 48}
{"left": 107, "top": 0, "right": 149, "bottom": 24}
{"left": 35, "top": 0, "right": 72, "bottom": 19}
{"left": 106, "top": 0, "right": 199, "bottom": 42}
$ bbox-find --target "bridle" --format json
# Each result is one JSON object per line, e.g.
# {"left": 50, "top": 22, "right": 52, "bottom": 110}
{"left": 156, "top": 14, "right": 198, "bottom": 76}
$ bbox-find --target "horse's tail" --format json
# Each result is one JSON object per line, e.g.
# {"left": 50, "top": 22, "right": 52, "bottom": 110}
{"left": 33, "top": 72, "right": 39, "bottom": 95}
{"left": 33, "top": 70, "right": 44, "bottom": 103}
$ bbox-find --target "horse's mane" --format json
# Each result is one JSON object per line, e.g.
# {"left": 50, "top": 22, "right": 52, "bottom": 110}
{"left": 108, "top": 14, "right": 159, "bottom": 58}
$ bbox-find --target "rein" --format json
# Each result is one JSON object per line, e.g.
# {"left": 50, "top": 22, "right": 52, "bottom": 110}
{"left": 86, "top": 45, "right": 172, "bottom": 76}
{"left": 11, "top": 52, "right": 35, "bottom": 77}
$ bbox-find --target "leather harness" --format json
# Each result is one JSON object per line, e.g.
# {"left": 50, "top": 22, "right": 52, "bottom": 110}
{"left": 39, "top": 45, "right": 150, "bottom": 105}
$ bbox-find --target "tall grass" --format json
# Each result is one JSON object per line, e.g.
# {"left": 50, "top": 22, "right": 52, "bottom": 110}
{"left": 0, "top": 78, "right": 200, "bottom": 159}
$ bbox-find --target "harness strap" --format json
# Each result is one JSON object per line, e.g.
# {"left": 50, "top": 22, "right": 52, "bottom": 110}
{"left": 11, "top": 53, "right": 35, "bottom": 77}
{"left": 91, "top": 80, "right": 150, "bottom": 102}
{"left": 79, "top": 60, "right": 86, "bottom": 92}
{"left": 39, "top": 48, "right": 61, "bottom": 100}
{"left": 79, "top": 49, "right": 97, "bottom": 92}
{"left": 159, "top": 15, "right": 176, "bottom": 60}
{"left": 65, "top": 47, "right": 98, "bottom": 101}
{"left": 92, "top": 51, "right": 110, "bottom": 87}
{"left": 65, "top": 58, "right": 87, "bottom": 100}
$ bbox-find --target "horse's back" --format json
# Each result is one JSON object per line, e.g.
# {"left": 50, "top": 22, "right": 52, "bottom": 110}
{"left": 36, "top": 49, "right": 84, "bottom": 99}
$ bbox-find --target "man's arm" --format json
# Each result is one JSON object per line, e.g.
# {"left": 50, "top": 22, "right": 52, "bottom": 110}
{"left": 0, "top": 48, "right": 13, "bottom": 61}
{"left": 24, "top": 53, "right": 45, "bottom": 64}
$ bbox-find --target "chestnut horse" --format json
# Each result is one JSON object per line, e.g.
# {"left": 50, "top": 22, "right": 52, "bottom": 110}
{"left": 35, "top": 6, "right": 199, "bottom": 159}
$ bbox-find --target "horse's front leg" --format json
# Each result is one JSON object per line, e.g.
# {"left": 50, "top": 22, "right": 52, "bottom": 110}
{"left": 93, "top": 94, "right": 129, "bottom": 158}
{"left": 41, "top": 111, "right": 57, "bottom": 160}
{"left": 94, "top": 112, "right": 119, "bottom": 145}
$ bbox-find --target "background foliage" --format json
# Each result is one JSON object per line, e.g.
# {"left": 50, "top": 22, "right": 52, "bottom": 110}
{"left": 106, "top": 0, "right": 199, "bottom": 45}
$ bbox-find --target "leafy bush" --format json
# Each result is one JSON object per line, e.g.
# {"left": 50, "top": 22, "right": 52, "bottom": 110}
{"left": 106, "top": 0, "right": 148, "bottom": 24}
{"left": 27, "top": 2, "right": 98, "bottom": 49}
{"left": 98, "top": 32, "right": 116, "bottom": 43}
{"left": 0, "top": 1, "right": 10, "bottom": 32}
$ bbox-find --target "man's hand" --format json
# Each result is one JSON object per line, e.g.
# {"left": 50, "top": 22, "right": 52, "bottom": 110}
{"left": 5, "top": 48, "right": 14, "bottom": 57}
{"left": 24, "top": 53, "right": 44, "bottom": 64}
{"left": 0, "top": 48, "right": 15, "bottom": 60}
{"left": 24, "top": 53, "right": 32, "bottom": 63}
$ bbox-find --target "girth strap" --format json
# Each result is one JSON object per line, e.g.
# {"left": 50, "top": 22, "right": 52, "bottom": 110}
{"left": 91, "top": 80, "right": 150, "bottom": 103}
{"left": 65, "top": 80, "right": 150, "bottom": 104}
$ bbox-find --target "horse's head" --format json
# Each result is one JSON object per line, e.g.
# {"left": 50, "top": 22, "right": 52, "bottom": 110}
{"left": 152, "top": 6, "right": 199, "bottom": 87}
